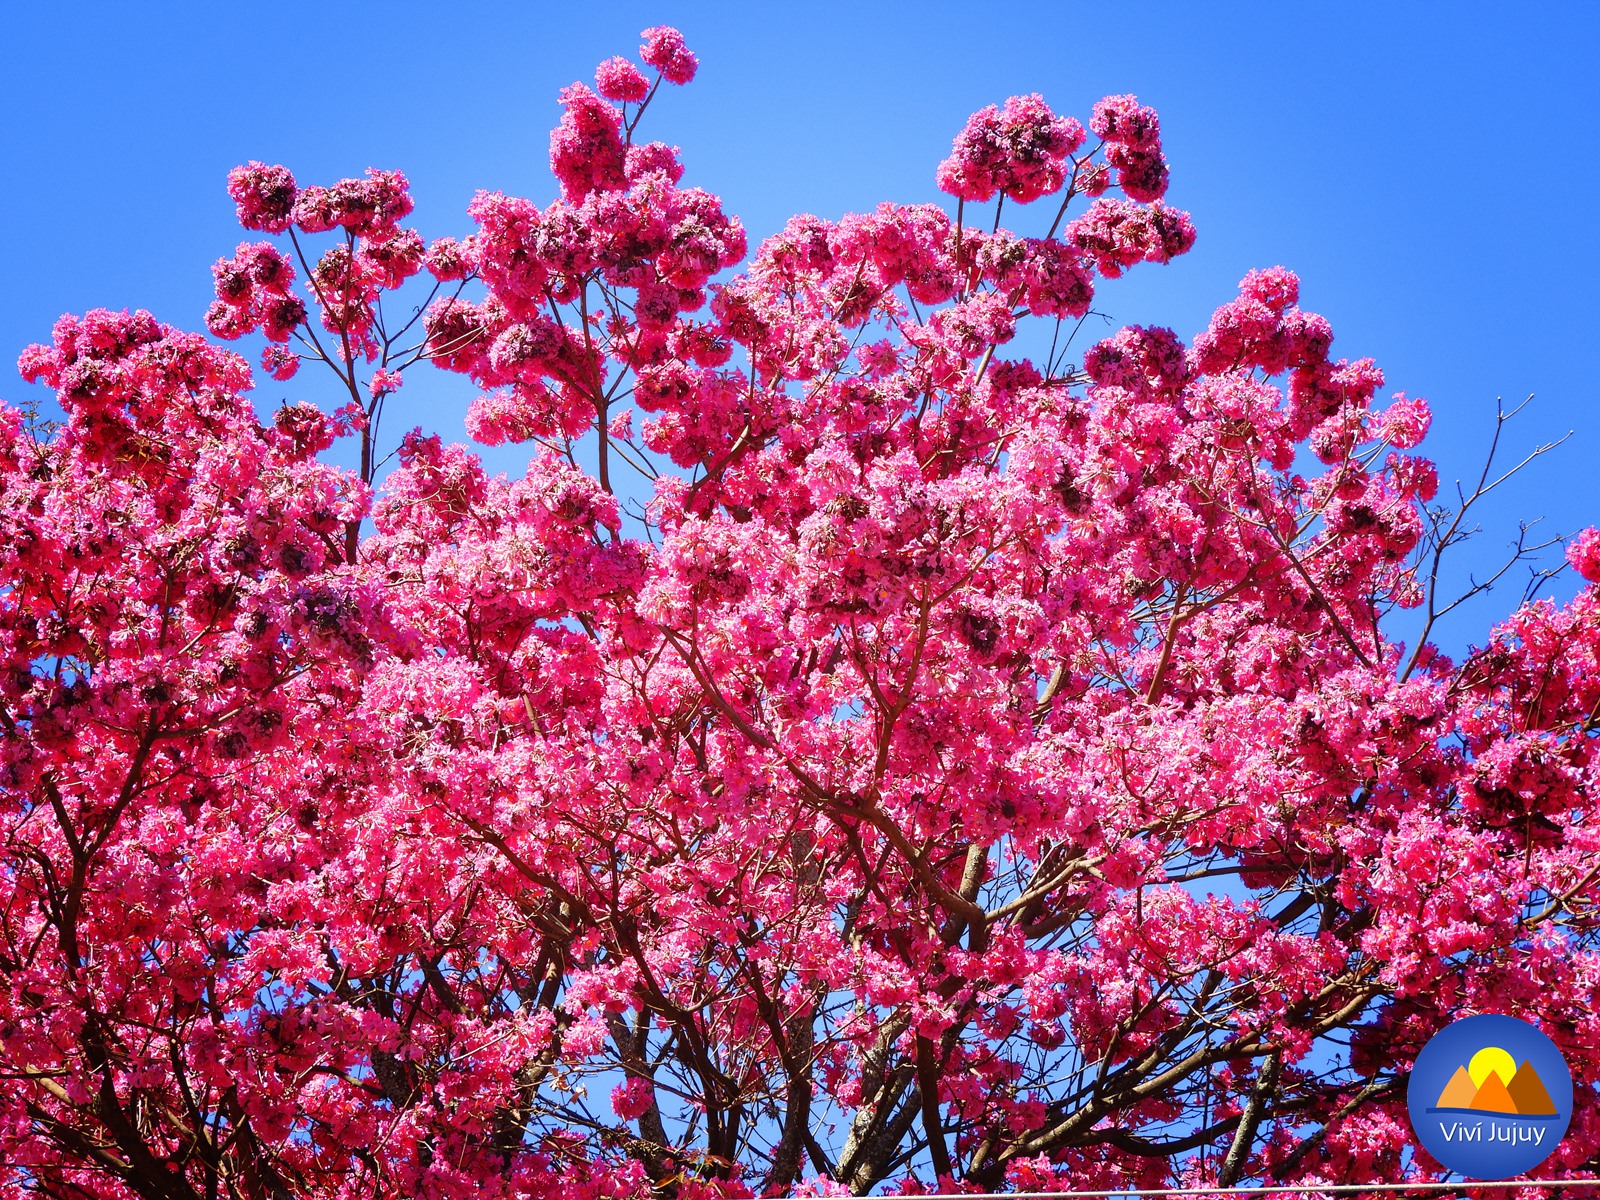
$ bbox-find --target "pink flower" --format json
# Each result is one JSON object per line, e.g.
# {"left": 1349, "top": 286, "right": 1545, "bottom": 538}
{"left": 331, "top": 400, "right": 368, "bottom": 434}
{"left": 423, "top": 235, "right": 474, "bottom": 282}
{"left": 548, "top": 83, "right": 627, "bottom": 200}
{"left": 261, "top": 344, "right": 299, "bottom": 381}
{"left": 226, "top": 161, "right": 297, "bottom": 233}
{"left": 1084, "top": 325, "right": 1188, "bottom": 394}
{"left": 1109, "top": 144, "right": 1169, "bottom": 202}
{"left": 1240, "top": 266, "right": 1301, "bottom": 312}
{"left": 611, "top": 1075, "right": 656, "bottom": 1120}
{"left": 360, "top": 227, "right": 424, "bottom": 288}
{"left": 1568, "top": 526, "right": 1600, "bottom": 582}
{"left": 259, "top": 294, "right": 307, "bottom": 342}
{"left": 640, "top": 25, "right": 698, "bottom": 85}
{"left": 596, "top": 55, "right": 651, "bottom": 102}
{"left": 1067, "top": 198, "right": 1196, "bottom": 276}
{"left": 205, "top": 298, "right": 248, "bottom": 339}
{"left": 211, "top": 256, "right": 253, "bottom": 307}
{"left": 1375, "top": 392, "right": 1432, "bottom": 449}
{"left": 936, "top": 94, "right": 1086, "bottom": 204}
{"left": 368, "top": 369, "right": 403, "bottom": 398}
{"left": 625, "top": 140, "right": 685, "bottom": 184}
{"left": 290, "top": 169, "right": 413, "bottom": 236}
{"left": 1089, "top": 94, "right": 1162, "bottom": 149}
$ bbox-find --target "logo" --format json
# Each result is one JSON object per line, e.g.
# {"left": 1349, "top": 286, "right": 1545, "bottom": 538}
{"left": 1408, "top": 1014, "right": 1572, "bottom": 1180}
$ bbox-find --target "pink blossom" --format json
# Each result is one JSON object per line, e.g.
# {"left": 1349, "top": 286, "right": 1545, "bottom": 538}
{"left": 1375, "top": 392, "right": 1432, "bottom": 448}
{"left": 549, "top": 83, "right": 627, "bottom": 200}
{"left": 261, "top": 343, "right": 299, "bottom": 381}
{"left": 290, "top": 168, "right": 414, "bottom": 236}
{"left": 368, "top": 369, "right": 403, "bottom": 398}
{"left": 596, "top": 55, "right": 651, "bottom": 102}
{"left": 610, "top": 1075, "right": 656, "bottom": 1120}
{"left": 1568, "top": 526, "right": 1600, "bottom": 581}
{"left": 640, "top": 25, "right": 698, "bottom": 85}
{"left": 1090, "top": 93, "right": 1162, "bottom": 149}
{"left": 420, "top": 236, "right": 469, "bottom": 282}
{"left": 1240, "top": 265, "right": 1301, "bottom": 311}
{"left": 936, "top": 94, "right": 1086, "bottom": 204}
{"left": 625, "top": 140, "right": 685, "bottom": 184}
{"left": 1067, "top": 197, "right": 1196, "bottom": 276}
{"left": 226, "top": 160, "right": 297, "bottom": 232}
{"left": 1109, "top": 143, "right": 1170, "bottom": 201}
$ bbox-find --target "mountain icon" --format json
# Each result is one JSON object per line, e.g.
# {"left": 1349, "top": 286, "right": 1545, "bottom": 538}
{"left": 1436, "top": 1066, "right": 1478, "bottom": 1109}
{"left": 1433, "top": 1054, "right": 1558, "bottom": 1115}
{"left": 1469, "top": 1070, "right": 1518, "bottom": 1113}
{"left": 1507, "top": 1061, "right": 1558, "bottom": 1116}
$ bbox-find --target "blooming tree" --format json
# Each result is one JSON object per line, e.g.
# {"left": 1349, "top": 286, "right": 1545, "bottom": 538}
{"left": 2, "top": 25, "right": 1597, "bottom": 1200}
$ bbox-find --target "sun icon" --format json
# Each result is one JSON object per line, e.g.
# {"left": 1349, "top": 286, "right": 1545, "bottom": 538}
{"left": 1468, "top": 1045, "right": 1518, "bottom": 1088}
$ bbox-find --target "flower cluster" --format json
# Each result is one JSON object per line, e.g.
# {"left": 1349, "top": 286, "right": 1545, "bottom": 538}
{"left": 641, "top": 25, "right": 698, "bottom": 84}
{"left": 1091, "top": 93, "right": 1171, "bottom": 202}
{"left": 210, "top": 165, "right": 427, "bottom": 380}
{"left": 1568, "top": 526, "right": 1600, "bottom": 582}
{"left": 206, "top": 240, "right": 303, "bottom": 346}
{"left": 936, "top": 93, "right": 1085, "bottom": 203}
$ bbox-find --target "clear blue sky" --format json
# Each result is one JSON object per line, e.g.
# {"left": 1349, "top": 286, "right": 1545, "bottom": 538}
{"left": 3, "top": 1, "right": 1594, "bottom": 653}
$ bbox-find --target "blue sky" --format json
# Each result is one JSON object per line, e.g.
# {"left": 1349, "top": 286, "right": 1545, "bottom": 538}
{"left": 3, "top": 1, "right": 1595, "bottom": 653}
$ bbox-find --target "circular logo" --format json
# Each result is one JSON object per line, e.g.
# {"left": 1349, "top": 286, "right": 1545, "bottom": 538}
{"left": 1408, "top": 1014, "right": 1572, "bottom": 1180}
